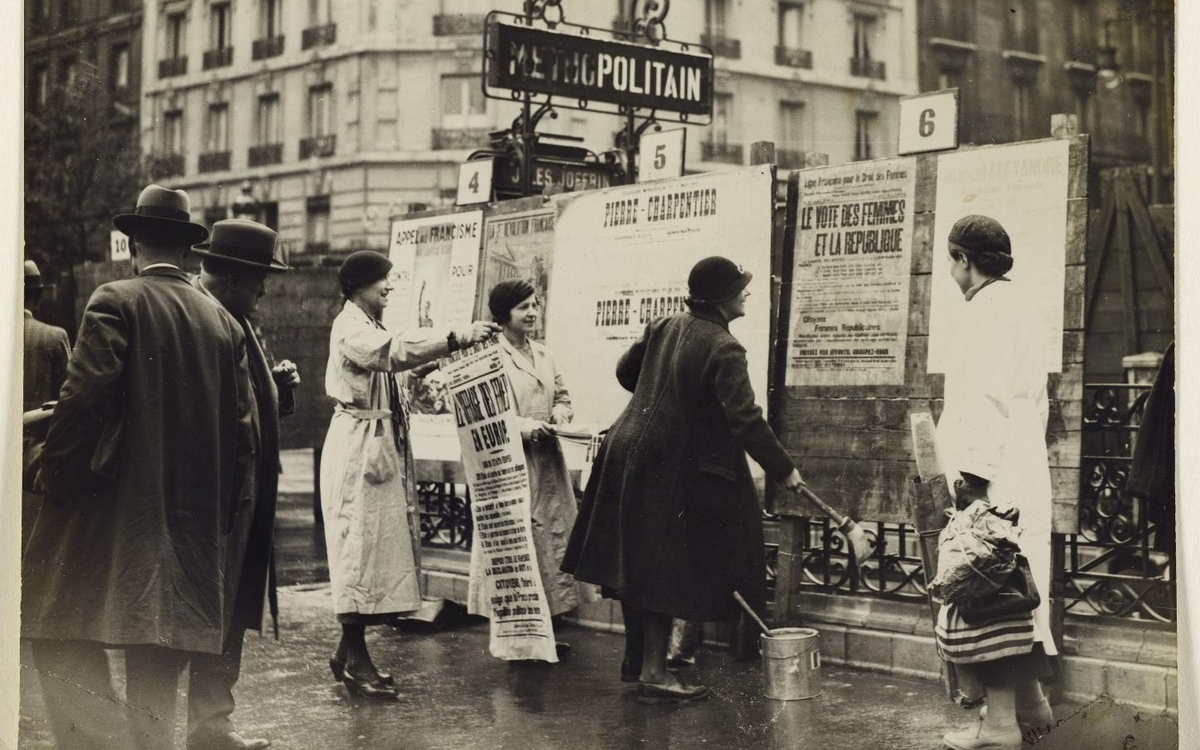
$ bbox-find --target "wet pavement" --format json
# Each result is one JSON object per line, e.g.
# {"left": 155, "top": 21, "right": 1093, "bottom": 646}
{"left": 21, "top": 582, "right": 975, "bottom": 750}
{"left": 16, "top": 471, "right": 1027, "bottom": 749}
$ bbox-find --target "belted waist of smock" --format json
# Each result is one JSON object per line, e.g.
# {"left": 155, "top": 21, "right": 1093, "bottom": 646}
{"left": 334, "top": 406, "right": 393, "bottom": 420}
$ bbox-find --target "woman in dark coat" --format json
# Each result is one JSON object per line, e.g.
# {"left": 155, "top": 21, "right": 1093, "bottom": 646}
{"left": 562, "top": 256, "right": 805, "bottom": 704}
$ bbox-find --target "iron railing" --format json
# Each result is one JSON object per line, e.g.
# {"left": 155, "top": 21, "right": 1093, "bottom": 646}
{"left": 418, "top": 482, "right": 473, "bottom": 551}
{"left": 301, "top": 23, "right": 337, "bottom": 50}
{"left": 252, "top": 35, "right": 285, "bottom": 61}
{"left": 1063, "top": 382, "right": 1174, "bottom": 622}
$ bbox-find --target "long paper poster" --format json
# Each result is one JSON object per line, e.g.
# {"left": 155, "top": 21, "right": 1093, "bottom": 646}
{"left": 787, "top": 157, "right": 917, "bottom": 385}
{"left": 445, "top": 344, "right": 557, "bottom": 662}
{"left": 385, "top": 211, "right": 485, "bottom": 461}
{"left": 928, "top": 140, "right": 1069, "bottom": 373}
{"left": 545, "top": 166, "right": 774, "bottom": 432}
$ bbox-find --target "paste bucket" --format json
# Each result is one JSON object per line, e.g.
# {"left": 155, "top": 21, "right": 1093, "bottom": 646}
{"left": 761, "top": 627, "right": 821, "bottom": 701}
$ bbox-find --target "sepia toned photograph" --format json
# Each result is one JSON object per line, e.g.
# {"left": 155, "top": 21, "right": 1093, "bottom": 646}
{"left": 8, "top": 0, "right": 1192, "bottom": 748}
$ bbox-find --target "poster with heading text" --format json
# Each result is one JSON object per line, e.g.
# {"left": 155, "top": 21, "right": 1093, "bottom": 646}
{"left": 385, "top": 211, "right": 484, "bottom": 461}
{"left": 544, "top": 166, "right": 774, "bottom": 434}
{"left": 928, "top": 140, "right": 1068, "bottom": 373}
{"left": 786, "top": 157, "right": 916, "bottom": 386}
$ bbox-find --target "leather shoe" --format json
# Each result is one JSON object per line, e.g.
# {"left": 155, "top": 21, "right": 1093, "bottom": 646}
{"left": 186, "top": 731, "right": 271, "bottom": 750}
{"left": 330, "top": 655, "right": 394, "bottom": 686}
{"left": 636, "top": 678, "right": 710, "bottom": 705}
{"left": 343, "top": 669, "right": 399, "bottom": 701}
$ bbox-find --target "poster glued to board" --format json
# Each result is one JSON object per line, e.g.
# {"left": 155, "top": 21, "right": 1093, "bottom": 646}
{"left": 474, "top": 206, "right": 558, "bottom": 339}
{"left": 446, "top": 344, "right": 557, "bottom": 663}
{"left": 786, "top": 157, "right": 917, "bottom": 386}
{"left": 385, "top": 211, "right": 485, "bottom": 462}
{"left": 544, "top": 166, "right": 775, "bottom": 436}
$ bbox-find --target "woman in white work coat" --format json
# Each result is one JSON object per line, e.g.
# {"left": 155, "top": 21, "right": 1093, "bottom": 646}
{"left": 936, "top": 216, "right": 1056, "bottom": 750}
{"left": 321, "top": 250, "right": 498, "bottom": 699}
{"left": 488, "top": 280, "right": 580, "bottom": 652}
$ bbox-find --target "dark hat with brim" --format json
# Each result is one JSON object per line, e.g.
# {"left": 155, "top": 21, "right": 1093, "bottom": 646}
{"left": 193, "top": 219, "right": 290, "bottom": 273}
{"left": 687, "top": 256, "right": 753, "bottom": 304}
{"left": 24, "top": 260, "right": 45, "bottom": 290}
{"left": 113, "top": 184, "right": 210, "bottom": 246}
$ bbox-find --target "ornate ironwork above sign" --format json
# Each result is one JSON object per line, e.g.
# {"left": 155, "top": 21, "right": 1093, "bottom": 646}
{"left": 483, "top": 11, "right": 713, "bottom": 123}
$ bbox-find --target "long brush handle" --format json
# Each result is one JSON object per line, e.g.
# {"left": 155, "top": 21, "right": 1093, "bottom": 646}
{"left": 732, "top": 591, "right": 772, "bottom": 636}
{"left": 798, "top": 487, "right": 849, "bottom": 527}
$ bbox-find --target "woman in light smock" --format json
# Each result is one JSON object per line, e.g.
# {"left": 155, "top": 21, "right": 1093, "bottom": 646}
{"left": 936, "top": 216, "right": 1057, "bottom": 750}
{"left": 321, "top": 251, "right": 499, "bottom": 699}
{"left": 489, "top": 280, "right": 580, "bottom": 653}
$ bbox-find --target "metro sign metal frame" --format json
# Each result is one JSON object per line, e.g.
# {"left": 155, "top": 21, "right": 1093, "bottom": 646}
{"left": 482, "top": 11, "right": 714, "bottom": 126}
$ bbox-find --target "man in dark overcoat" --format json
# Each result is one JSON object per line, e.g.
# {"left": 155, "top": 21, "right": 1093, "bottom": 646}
{"left": 190, "top": 219, "right": 297, "bottom": 750}
{"left": 562, "top": 256, "right": 805, "bottom": 704}
{"left": 22, "top": 185, "right": 253, "bottom": 750}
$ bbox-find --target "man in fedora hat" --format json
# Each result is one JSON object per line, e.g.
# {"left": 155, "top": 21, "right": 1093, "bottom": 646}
{"left": 23, "top": 185, "right": 254, "bottom": 750}
{"left": 187, "top": 219, "right": 297, "bottom": 750}
{"left": 22, "top": 259, "right": 71, "bottom": 552}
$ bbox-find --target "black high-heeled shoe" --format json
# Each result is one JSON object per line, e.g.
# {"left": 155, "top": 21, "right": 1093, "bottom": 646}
{"left": 342, "top": 669, "right": 399, "bottom": 700}
{"left": 330, "top": 656, "right": 394, "bottom": 686}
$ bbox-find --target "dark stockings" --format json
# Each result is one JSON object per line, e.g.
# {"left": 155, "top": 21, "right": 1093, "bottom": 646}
{"left": 336, "top": 624, "right": 379, "bottom": 680}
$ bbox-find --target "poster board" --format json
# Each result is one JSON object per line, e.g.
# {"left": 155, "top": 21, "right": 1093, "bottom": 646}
{"left": 385, "top": 210, "right": 485, "bottom": 462}
{"left": 544, "top": 166, "right": 776, "bottom": 436}
{"left": 773, "top": 137, "right": 1086, "bottom": 534}
{"left": 786, "top": 157, "right": 917, "bottom": 386}
{"left": 474, "top": 197, "right": 558, "bottom": 339}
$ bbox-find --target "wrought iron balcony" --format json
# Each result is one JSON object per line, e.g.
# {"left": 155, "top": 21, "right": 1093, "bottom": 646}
{"left": 198, "top": 151, "right": 231, "bottom": 173}
{"left": 252, "top": 35, "right": 285, "bottom": 61}
{"left": 304, "top": 241, "right": 331, "bottom": 255}
{"left": 158, "top": 56, "right": 187, "bottom": 79}
{"left": 700, "top": 33, "right": 741, "bottom": 59}
{"left": 301, "top": 23, "right": 337, "bottom": 50}
{"left": 775, "top": 46, "right": 813, "bottom": 69}
{"left": 202, "top": 47, "right": 233, "bottom": 70}
{"left": 148, "top": 153, "right": 185, "bottom": 179}
{"left": 248, "top": 143, "right": 283, "bottom": 166}
{"left": 299, "top": 134, "right": 337, "bottom": 159}
{"left": 700, "top": 141, "right": 744, "bottom": 165}
{"left": 850, "top": 57, "right": 887, "bottom": 80}
{"left": 431, "top": 127, "right": 492, "bottom": 151}
{"left": 433, "top": 14, "right": 486, "bottom": 36}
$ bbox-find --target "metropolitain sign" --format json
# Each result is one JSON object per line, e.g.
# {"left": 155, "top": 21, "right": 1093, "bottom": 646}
{"left": 484, "top": 18, "right": 714, "bottom": 119}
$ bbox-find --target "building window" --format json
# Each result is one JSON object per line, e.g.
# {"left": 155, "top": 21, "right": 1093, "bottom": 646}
{"left": 257, "top": 94, "right": 281, "bottom": 145}
{"left": 162, "top": 110, "right": 184, "bottom": 155}
{"left": 937, "top": 69, "right": 960, "bottom": 91}
{"left": 166, "top": 12, "right": 187, "bottom": 59}
{"left": 1073, "top": 89, "right": 1093, "bottom": 133}
{"left": 308, "top": 84, "right": 332, "bottom": 136}
{"left": 853, "top": 15, "right": 876, "bottom": 62}
{"left": 779, "top": 101, "right": 806, "bottom": 151}
{"left": 305, "top": 195, "right": 330, "bottom": 253}
{"left": 705, "top": 0, "right": 728, "bottom": 36}
{"left": 60, "top": 56, "right": 79, "bottom": 90}
{"left": 31, "top": 66, "right": 50, "bottom": 111}
{"left": 1012, "top": 81, "right": 1031, "bottom": 140}
{"left": 1069, "top": 1, "right": 1094, "bottom": 61}
{"left": 779, "top": 2, "right": 803, "bottom": 48}
{"left": 440, "top": 75, "right": 486, "bottom": 128}
{"left": 211, "top": 3, "right": 232, "bottom": 50}
{"left": 111, "top": 44, "right": 130, "bottom": 91}
{"left": 713, "top": 93, "right": 732, "bottom": 145}
{"left": 854, "top": 111, "right": 876, "bottom": 162}
{"left": 308, "top": 0, "right": 329, "bottom": 25}
{"left": 1005, "top": 0, "right": 1038, "bottom": 52}
{"left": 262, "top": 0, "right": 283, "bottom": 39}
{"left": 206, "top": 104, "right": 230, "bottom": 153}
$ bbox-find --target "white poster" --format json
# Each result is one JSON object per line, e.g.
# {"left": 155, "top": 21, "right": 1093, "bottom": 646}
{"left": 928, "top": 140, "right": 1069, "bottom": 373}
{"left": 385, "top": 211, "right": 485, "bottom": 461}
{"left": 787, "top": 157, "right": 917, "bottom": 386}
{"left": 445, "top": 344, "right": 557, "bottom": 663}
{"left": 544, "top": 166, "right": 775, "bottom": 429}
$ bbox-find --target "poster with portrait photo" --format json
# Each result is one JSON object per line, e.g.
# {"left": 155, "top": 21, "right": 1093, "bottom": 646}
{"left": 475, "top": 204, "right": 557, "bottom": 339}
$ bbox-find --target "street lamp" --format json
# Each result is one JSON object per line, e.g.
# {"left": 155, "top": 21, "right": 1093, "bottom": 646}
{"left": 231, "top": 180, "right": 261, "bottom": 221}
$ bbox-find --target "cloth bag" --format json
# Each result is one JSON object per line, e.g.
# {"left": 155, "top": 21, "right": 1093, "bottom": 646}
{"left": 958, "top": 554, "right": 1040, "bottom": 625}
{"left": 929, "top": 499, "right": 1022, "bottom": 605}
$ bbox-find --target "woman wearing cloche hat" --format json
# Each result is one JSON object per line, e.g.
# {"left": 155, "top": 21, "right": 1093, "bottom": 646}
{"left": 562, "top": 256, "right": 806, "bottom": 704}
{"left": 318, "top": 251, "right": 500, "bottom": 700}
{"left": 935, "top": 215, "right": 1057, "bottom": 750}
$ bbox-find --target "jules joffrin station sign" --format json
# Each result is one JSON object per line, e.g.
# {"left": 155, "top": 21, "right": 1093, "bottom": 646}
{"left": 484, "top": 14, "right": 714, "bottom": 122}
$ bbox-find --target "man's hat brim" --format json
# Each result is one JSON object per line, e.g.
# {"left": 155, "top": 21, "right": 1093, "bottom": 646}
{"left": 192, "top": 244, "right": 291, "bottom": 273}
{"left": 113, "top": 214, "right": 210, "bottom": 245}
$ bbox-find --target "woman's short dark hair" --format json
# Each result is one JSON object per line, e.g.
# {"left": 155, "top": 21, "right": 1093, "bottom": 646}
{"left": 488, "top": 280, "right": 537, "bottom": 324}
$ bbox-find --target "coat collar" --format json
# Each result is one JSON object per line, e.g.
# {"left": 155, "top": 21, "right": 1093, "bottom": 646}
{"left": 498, "top": 333, "right": 552, "bottom": 389}
{"left": 687, "top": 306, "right": 730, "bottom": 331}
{"left": 138, "top": 265, "right": 190, "bottom": 282}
